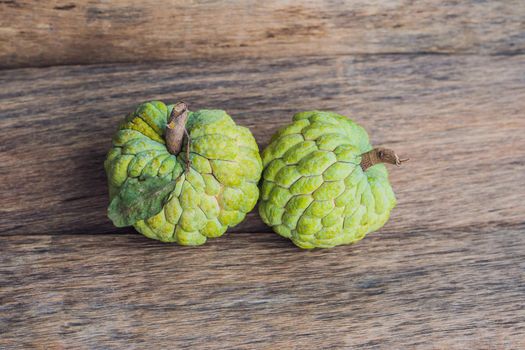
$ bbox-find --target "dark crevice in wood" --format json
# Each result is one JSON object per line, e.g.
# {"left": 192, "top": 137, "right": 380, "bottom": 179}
{"left": 4, "top": 222, "right": 524, "bottom": 237}
{"left": 2, "top": 51, "right": 525, "bottom": 71}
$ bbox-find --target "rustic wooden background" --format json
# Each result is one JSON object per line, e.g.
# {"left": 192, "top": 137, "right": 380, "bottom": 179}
{"left": 1, "top": 1, "right": 524, "bottom": 349}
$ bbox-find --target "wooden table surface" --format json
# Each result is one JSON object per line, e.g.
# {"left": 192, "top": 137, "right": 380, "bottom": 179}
{"left": 1, "top": 1, "right": 524, "bottom": 349}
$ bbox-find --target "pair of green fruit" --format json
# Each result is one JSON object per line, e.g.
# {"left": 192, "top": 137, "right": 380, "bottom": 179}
{"left": 105, "top": 101, "right": 405, "bottom": 249}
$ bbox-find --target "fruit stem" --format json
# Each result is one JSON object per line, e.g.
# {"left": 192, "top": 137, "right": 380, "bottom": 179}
{"left": 360, "top": 147, "right": 408, "bottom": 171}
{"left": 165, "top": 102, "right": 190, "bottom": 155}
{"left": 166, "top": 102, "right": 192, "bottom": 172}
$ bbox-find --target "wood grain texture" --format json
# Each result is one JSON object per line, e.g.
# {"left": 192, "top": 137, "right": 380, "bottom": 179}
{"left": 1, "top": 226, "right": 524, "bottom": 349}
{"left": 1, "top": 0, "right": 525, "bottom": 68}
{"left": 2, "top": 2, "right": 524, "bottom": 348}
{"left": 1, "top": 54, "right": 524, "bottom": 236}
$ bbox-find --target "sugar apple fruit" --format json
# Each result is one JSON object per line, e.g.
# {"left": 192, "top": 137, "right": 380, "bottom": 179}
{"left": 105, "top": 101, "right": 262, "bottom": 245}
{"left": 259, "top": 111, "right": 405, "bottom": 249}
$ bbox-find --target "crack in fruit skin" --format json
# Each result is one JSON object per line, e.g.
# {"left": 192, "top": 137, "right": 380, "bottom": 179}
{"left": 104, "top": 101, "right": 262, "bottom": 245}
{"left": 259, "top": 111, "right": 396, "bottom": 249}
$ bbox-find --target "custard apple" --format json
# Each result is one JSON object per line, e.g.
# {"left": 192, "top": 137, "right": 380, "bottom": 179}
{"left": 105, "top": 101, "right": 262, "bottom": 245}
{"left": 259, "top": 111, "right": 405, "bottom": 249}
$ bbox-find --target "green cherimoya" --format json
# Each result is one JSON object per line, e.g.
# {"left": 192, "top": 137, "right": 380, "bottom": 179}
{"left": 105, "top": 101, "right": 262, "bottom": 245}
{"left": 259, "top": 111, "right": 406, "bottom": 249}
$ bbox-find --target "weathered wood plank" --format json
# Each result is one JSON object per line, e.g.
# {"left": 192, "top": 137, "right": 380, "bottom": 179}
{"left": 0, "top": 0, "right": 524, "bottom": 68}
{"left": 1, "top": 226, "right": 524, "bottom": 348}
{"left": 1, "top": 54, "right": 524, "bottom": 236}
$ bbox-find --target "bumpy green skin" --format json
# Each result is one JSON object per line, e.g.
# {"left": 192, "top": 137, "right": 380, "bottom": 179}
{"left": 105, "top": 101, "right": 262, "bottom": 245}
{"left": 259, "top": 111, "right": 396, "bottom": 249}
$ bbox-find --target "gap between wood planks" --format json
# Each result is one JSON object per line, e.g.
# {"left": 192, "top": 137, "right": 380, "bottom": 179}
{"left": 1, "top": 51, "right": 525, "bottom": 72}
{"left": 5, "top": 221, "right": 524, "bottom": 237}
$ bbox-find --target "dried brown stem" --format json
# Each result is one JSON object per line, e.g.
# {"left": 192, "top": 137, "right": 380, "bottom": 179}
{"left": 165, "top": 102, "right": 189, "bottom": 155}
{"left": 360, "top": 147, "right": 409, "bottom": 171}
